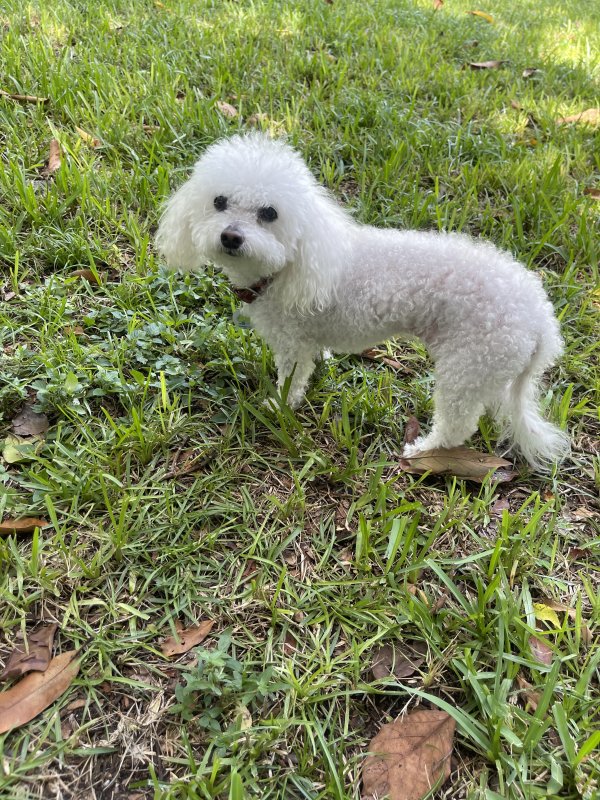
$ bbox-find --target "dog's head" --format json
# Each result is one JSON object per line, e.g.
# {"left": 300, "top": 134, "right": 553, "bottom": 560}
{"left": 156, "top": 133, "right": 351, "bottom": 310}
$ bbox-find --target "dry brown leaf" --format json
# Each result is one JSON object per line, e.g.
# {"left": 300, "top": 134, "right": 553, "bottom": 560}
{"left": 42, "top": 139, "right": 62, "bottom": 176}
{"left": 161, "top": 620, "right": 214, "bottom": 657}
{"left": 362, "top": 710, "right": 455, "bottom": 800}
{"left": 433, "top": 0, "right": 444, "bottom": 9}
{"left": 431, "top": 591, "right": 448, "bottom": 614}
{"left": 0, "top": 88, "right": 48, "bottom": 104}
{"left": 490, "top": 497, "right": 510, "bottom": 516}
{"left": 469, "top": 60, "right": 506, "bottom": 69}
{"left": 403, "top": 416, "right": 421, "bottom": 446}
{"left": 371, "top": 642, "right": 427, "bottom": 681}
{"left": 515, "top": 674, "right": 542, "bottom": 712}
{"left": 12, "top": 406, "right": 49, "bottom": 437}
{"left": 399, "top": 446, "right": 517, "bottom": 483}
{"left": 529, "top": 635, "right": 553, "bottom": 665}
{"left": 0, "top": 624, "right": 58, "bottom": 680}
{"left": 0, "top": 518, "right": 49, "bottom": 536}
{"left": 467, "top": 10, "right": 494, "bottom": 23}
{"left": 75, "top": 126, "right": 101, "bottom": 148}
{"left": 361, "top": 348, "right": 404, "bottom": 370}
{"left": 522, "top": 68, "right": 540, "bottom": 78}
{"left": 216, "top": 101, "right": 238, "bottom": 118}
{"left": 583, "top": 187, "right": 600, "bottom": 200}
{"left": 0, "top": 650, "right": 80, "bottom": 734}
{"left": 567, "top": 547, "right": 588, "bottom": 561}
{"left": 556, "top": 109, "right": 600, "bottom": 126}
{"left": 70, "top": 269, "right": 101, "bottom": 284}
{"left": 570, "top": 506, "right": 597, "bottom": 521}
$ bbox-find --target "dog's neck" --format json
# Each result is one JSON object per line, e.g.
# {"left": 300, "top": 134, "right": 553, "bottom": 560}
{"left": 231, "top": 276, "right": 273, "bottom": 304}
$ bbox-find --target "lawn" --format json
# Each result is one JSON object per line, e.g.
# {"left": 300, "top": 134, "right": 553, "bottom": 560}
{"left": 0, "top": 0, "right": 599, "bottom": 798}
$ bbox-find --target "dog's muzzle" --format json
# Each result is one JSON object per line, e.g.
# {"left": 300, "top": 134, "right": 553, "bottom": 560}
{"left": 220, "top": 225, "right": 244, "bottom": 254}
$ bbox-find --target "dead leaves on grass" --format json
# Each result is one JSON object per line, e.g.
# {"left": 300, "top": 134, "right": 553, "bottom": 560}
{"left": 556, "top": 108, "right": 600, "bottom": 127}
{"left": 362, "top": 710, "right": 455, "bottom": 800}
{"left": 2, "top": 405, "right": 49, "bottom": 465}
{"left": 11, "top": 406, "right": 49, "bottom": 437}
{"left": 529, "top": 635, "right": 554, "bottom": 666}
{"left": 400, "top": 445, "right": 516, "bottom": 484}
{"left": 161, "top": 621, "right": 215, "bottom": 657}
{"left": 0, "top": 517, "right": 48, "bottom": 535}
{"left": 371, "top": 641, "right": 427, "bottom": 681}
{"left": 0, "top": 650, "right": 80, "bottom": 734}
{"left": 468, "top": 60, "right": 506, "bottom": 70}
{"left": 0, "top": 624, "right": 58, "bottom": 680}
{"left": 0, "top": 88, "right": 48, "bottom": 104}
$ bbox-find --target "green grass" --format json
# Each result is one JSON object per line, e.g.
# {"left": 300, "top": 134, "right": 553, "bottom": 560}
{"left": 0, "top": 0, "right": 599, "bottom": 798}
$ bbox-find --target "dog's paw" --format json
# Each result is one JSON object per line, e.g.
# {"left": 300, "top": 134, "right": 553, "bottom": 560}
{"left": 402, "top": 437, "right": 429, "bottom": 458}
{"left": 262, "top": 397, "right": 280, "bottom": 412}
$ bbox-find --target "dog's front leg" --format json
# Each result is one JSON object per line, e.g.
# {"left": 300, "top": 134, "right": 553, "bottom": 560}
{"left": 273, "top": 348, "right": 316, "bottom": 409}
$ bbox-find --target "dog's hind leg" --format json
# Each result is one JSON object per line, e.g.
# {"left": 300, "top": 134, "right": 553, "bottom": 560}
{"left": 403, "top": 384, "right": 485, "bottom": 456}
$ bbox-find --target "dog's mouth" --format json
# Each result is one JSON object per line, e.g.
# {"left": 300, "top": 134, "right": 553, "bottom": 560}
{"left": 222, "top": 247, "right": 242, "bottom": 257}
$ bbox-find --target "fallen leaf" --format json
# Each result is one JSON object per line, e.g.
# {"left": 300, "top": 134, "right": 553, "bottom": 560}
{"left": 0, "top": 650, "right": 80, "bottom": 734}
{"left": 70, "top": 269, "right": 101, "bottom": 284}
{"left": 431, "top": 591, "right": 448, "bottom": 614}
{"left": 570, "top": 506, "right": 597, "bottom": 520}
{"left": 533, "top": 603, "right": 562, "bottom": 628}
{"left": 161, "top": 620, "right": 214, "bottom": 657}
{"left": 433, "top": 0, "right": 444, "bottom": 9}
{"left": 0, "top": 624, "right": 58, "bottom": 680}
{"left": 538, "top": 599, "right": 592, "bottom": 645}
{"left": 583, "top": 188, "right": 600, "bottom": 200}
{"left": 403, "top": 416, "right": 421, "bottom": 446}
{"left": 556, "top": 109, "right": 600, "bottom": 126}
{"left": 12, "top": 407, "right": 49, "bottom": 437}
{"left": 490, "top": 497, "right": 510, "bottom": 516}
{"left": 0, "top": 88, "right": 48, "bottom": 104}
{"left": 399, "top": 446, "right": 517, "bottom": 483}
{"left": 283, "top": 631, "right": 297, "bottom": 657}
{"left": 361, "top": 348, "right": 404, "bottom": 370}
{"left": 2, "top": 434, "right": 45, "bottom": 463}
{"left": 469, "top": 60, "right": 506, "bottom": 69}
{"left": 0, "top": 518, "right": 48, "bottom": 535}
{"left": 362, "top": 710, "right": 455, "bottom": 800}
{"left": 515, "top": 674, "right": 542, "bottom": 712}
{"left": 529, "top": 635, "right": 553, "bottom": 665}
{"left": 75, "top": 126, "right": 101, "bottom": 148}
{"left": 522, "top": 68, "right": 540, "bottom": 78}
{"left": 371, "top": 641, "right": 427, "bottom": 681}
{"left": 567, "top": 547, "right": 588, "bottom": 560}
{"left": 216, "top": 101, "right": 238, "bottom": 118}
{"left": 467, "top": 10, "right": 494, "bottom": 23}
{"left": 41, "top": 139, "right": 62, "bottom": 176}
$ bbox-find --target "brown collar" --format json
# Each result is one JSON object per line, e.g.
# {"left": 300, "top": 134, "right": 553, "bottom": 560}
{"left": 231, "top": 276, "right": 273, "bottom": 304}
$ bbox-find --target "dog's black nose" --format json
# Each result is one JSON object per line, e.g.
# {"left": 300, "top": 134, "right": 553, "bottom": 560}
{"left": 221, "top": 228, "right": 244, "bottom": 250}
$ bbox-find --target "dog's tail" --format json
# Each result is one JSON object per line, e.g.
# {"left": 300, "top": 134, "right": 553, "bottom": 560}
{"left": 498, "top": 330, "right": 570, "bottom": 472}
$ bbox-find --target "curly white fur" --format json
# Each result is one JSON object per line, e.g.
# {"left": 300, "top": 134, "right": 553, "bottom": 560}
{"left": 156, "top": 133, "right": 570, "bottom": 471}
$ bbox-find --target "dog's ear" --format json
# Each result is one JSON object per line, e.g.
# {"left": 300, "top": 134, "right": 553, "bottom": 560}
{"left": 155, "top": 180, "right": 204, "bottom": 271}
{"left": 281, "top": 188, "right": 350, "bottom": 312}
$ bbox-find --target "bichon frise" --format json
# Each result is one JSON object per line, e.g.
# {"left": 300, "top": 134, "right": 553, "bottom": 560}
{"left": 156, "top": 133, "right": 569, "bottom": 471}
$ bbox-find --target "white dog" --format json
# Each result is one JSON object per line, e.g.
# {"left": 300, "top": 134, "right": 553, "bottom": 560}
{"left": 156, "top": 133, "right": 569, "bottom": 471}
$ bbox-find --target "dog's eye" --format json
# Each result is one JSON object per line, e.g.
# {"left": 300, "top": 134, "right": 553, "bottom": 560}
{"left": 214, "top": 196, "right": 228, "bottom": 211}
{"left": 258, "top": 206, "right": 278, "bottom": 223}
